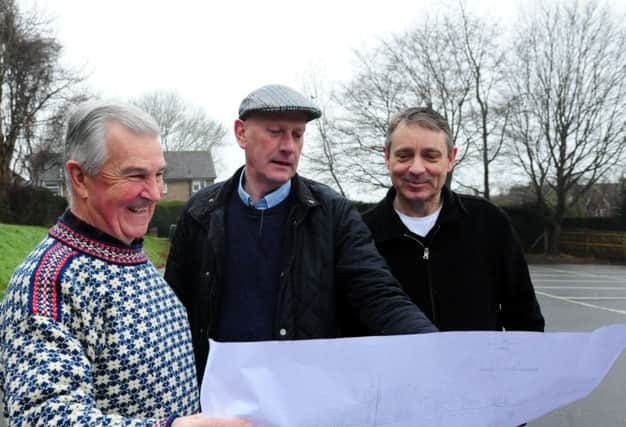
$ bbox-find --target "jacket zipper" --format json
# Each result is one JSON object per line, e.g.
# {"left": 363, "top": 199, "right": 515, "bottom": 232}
{"left": 403, "top": 229, "right": 438, "bottom": 324}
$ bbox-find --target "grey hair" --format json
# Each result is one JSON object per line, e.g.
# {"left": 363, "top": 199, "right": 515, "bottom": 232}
{"left": 385, "top": 107, "right": 453, "bottom": 154}
{"left": 64, "top": 100, "right": 161, "bottom": 203}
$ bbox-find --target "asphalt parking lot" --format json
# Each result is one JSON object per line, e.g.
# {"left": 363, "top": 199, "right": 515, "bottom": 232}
{"left": 528, "top": 264, "right": 626, "bottom": 426}
{"left": 1, "top": 263, "right": 625, "bottom": 426}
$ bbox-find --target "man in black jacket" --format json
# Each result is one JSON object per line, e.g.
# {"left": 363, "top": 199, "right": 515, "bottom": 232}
{"left": 165, "top": 85, "right": 436, "bottom": 383}
{"left": 363, "top": 107, "right": 544, "bottom": 333}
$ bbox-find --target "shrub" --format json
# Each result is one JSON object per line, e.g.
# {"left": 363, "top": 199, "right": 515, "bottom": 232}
{"left": 501, "top": 205, "right": 545, "bottom": 253}
{"left": 0, "top": 184, "right": 67, "bottom": 226}
{"left": 563, "top": 217, "right": 626, "bottom": 231}
{"left": 149, "top": 200, "right": 186, "bottom": 238}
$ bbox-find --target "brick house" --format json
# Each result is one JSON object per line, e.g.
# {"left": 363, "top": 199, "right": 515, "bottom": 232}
{"left": 161, "top": 151, "right": 216, "bottom": 201}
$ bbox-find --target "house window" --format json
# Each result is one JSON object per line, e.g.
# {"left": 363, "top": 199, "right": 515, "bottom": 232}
{"left": 192, "top": 180, "right": 204, "bottom": 193}
{"left": 162, "top": 182, "right": 168, "bottom": 194}
{"left": 43, "top": 182, "right": 62, "bottom": 197}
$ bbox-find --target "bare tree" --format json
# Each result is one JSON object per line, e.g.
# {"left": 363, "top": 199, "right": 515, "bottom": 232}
{"left": 132, "top": 90, "right": 227, "bottom": 153}
{"left": 300, "top": 76, "right": 347, "bottom": 197}
{"left": 332, "top": 45, "right": 407, "bottom": 192}
{"left": 619, "top": 177, "right": 626, "bottom": 224}
{"left": 506, "top": 0, "right": 626, "bottom": 254}
{"left": 323, "top": 8, "right": 504, "bottom": 197}
{"left": 19, "top": 94, "right": 92, "bottom": 186}
{"left": 0, "top": 0, "right": 81, "bottom": 195}
{"left": 389, "top": 14, "right": 474, "bottom": 154}
{"left": 456, "top": 5, "right": 509, "bottom": 199}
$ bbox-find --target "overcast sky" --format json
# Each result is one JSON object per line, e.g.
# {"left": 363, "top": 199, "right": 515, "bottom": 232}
{"left": 18, "top": 0, "right": 524, "bottom": 181}
{"left": 20, "top": 0, "right": 623, "bottom": 190}
{"left": 36, "top": 0, "right": 512, "bottom": 122}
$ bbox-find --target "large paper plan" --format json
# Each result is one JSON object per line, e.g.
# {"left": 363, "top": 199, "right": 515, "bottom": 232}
{"left": 201, "top": 325, "right": 626, "bottom": 426}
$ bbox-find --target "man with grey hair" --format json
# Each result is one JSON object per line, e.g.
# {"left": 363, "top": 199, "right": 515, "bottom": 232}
{"left": 0, "top": 100, "right": 248, "bottom": 427}
{"left": 363, "top": 106, "right": 545, "bottom": 333}
{"left": 165, "top": 84, "right": 437, "bottom": 385}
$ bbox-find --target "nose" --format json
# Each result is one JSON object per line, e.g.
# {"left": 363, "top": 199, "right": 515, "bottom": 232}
{"left": 142, "top": 176, "right": 162, "bottom": 201}
{"left": 279, "top": 133, "right": 298, "bottom": 153}
{"left": 408, "top": 157, "right": 425, "bottom": 175}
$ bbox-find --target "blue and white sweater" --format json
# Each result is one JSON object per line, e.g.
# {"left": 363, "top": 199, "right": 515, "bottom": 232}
{"left": 0, "top": 212, "right": 199, "bottom": 426}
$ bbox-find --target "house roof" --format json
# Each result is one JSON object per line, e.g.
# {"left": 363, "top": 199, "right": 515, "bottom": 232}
{"left": 37, "top": 151, "right": 216, "bottom": 183}
{"left": 164, "top": 151, "right": 216, "bottom": 180}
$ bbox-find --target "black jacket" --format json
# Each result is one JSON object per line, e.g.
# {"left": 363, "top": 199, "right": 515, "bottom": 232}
{"left": 165, "top": 168, "right": 436, "bottom": 383}
{"left": 362, "top": 186, "right": 545, "bottom": 332}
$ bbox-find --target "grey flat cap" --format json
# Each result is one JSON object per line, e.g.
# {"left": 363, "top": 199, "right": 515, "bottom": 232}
{"left": 238, "top": 84, "right": 322, "bottom": 121}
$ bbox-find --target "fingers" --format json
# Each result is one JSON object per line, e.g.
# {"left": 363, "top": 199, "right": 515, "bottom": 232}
{"left": 205, "top": 419, "right": 251, "bottom": 427}
{"left": 170, "top": 413, "right": 251, "bottom": 427}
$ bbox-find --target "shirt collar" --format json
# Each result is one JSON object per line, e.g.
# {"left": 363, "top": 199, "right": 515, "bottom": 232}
{"left": 237, "top": 169, "right": 291, "bottom": 210}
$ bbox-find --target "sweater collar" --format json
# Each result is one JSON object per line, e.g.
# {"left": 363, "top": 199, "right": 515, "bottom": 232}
{"left": 48, "top": 210, "right": 148, "bottom": 265}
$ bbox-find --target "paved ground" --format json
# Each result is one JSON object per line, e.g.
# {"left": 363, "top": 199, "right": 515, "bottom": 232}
{"left": 1, "top": 263, "right": 625, "bottom": 426}
{"left": 528, "top": 264, "right": 626, "bottom": 426}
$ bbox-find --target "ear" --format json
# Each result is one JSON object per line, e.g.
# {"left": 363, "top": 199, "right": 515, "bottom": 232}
{"left": 447, "top": 146, "right": 458, "bottom": 172}
{"left": 383, "top": 144, "right": 391, "bottom": 169}
{"left": 65, "top": 160, "right": 89, "bottom": 199}
{"left": 234, "top": 119, "right": 247, "bottom": 150}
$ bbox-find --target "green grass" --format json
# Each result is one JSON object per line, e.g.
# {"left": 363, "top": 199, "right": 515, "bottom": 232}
{"left": 143, "top": 235, "right": 170, "bottom": 269}
{"left": 0, "top": 223, "right": 49, "bottom": 299}
{"left": 0, "top": 223, "right": 170, "bottom": 299}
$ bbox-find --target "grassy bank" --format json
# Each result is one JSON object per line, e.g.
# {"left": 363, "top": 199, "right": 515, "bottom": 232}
{"left": 0, "top": 223, "right": 170, "bottom": 299}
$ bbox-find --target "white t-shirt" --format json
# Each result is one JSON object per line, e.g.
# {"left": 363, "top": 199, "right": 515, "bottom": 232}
{"left": 395, "top": 203, "right": 443, "bottom": 237}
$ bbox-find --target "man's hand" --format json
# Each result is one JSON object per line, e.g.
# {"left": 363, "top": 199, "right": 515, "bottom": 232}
{"left": 171, "top": 413, "right": 251, "bottom": 427}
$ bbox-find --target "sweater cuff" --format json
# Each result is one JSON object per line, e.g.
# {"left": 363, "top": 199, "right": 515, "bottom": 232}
{"left": 163, "top": 413, "right": 179, "bottom": 427}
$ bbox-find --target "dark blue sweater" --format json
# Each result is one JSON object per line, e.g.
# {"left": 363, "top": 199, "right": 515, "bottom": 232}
{"left": 215, "top": 191, "right": 290, "bottom": 341}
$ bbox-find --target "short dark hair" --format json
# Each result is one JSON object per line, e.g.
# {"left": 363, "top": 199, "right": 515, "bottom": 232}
{"left": 385, "top": 107, "right": 452, "bottom": 153}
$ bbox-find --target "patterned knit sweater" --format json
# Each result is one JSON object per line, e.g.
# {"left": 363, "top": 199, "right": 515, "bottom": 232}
{"left": 0, "top": 212, "right": 199, "bottom": 426}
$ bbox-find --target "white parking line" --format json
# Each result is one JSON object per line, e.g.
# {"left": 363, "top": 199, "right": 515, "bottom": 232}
{"left": 534, "top": 279, "right": 624, "bottom": 284}
{"left": 536, "top": 286, "right": 626, "bottom": 290}
{"left": 536, "top": 291, "right": 626, "bottom": 315}
{"left": 554, "top": 297, "right": 626, "bottom": 300}
{"left": 531, "top": 267, "right": 626, "bottom": 281}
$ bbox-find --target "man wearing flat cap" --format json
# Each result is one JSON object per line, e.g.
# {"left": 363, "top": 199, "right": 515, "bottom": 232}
{"left": 165, "top": 84, "right": 437, "bottom": 383}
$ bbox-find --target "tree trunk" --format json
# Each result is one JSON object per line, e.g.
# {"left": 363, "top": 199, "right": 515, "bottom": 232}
{"left": 446, "top": 169, "right": 454, "bottom": 190}
{"left": 0, "top": 147, "right": 13, "bottom": 196}
{"left": 483, "top": 156, "right": 490, "bottom": 200}
{"left": 545, "top": 222, "right": 561, "bottom": 255}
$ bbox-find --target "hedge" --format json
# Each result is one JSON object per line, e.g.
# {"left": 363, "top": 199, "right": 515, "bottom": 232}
{"left": 0, "top": 184, "right": 67, "bottom": 227}
{"left": 563, "top": 217, "right": 626, "bottom": 231}
{"left": 149, "top": 200, "right": 185, "bottom": 238}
